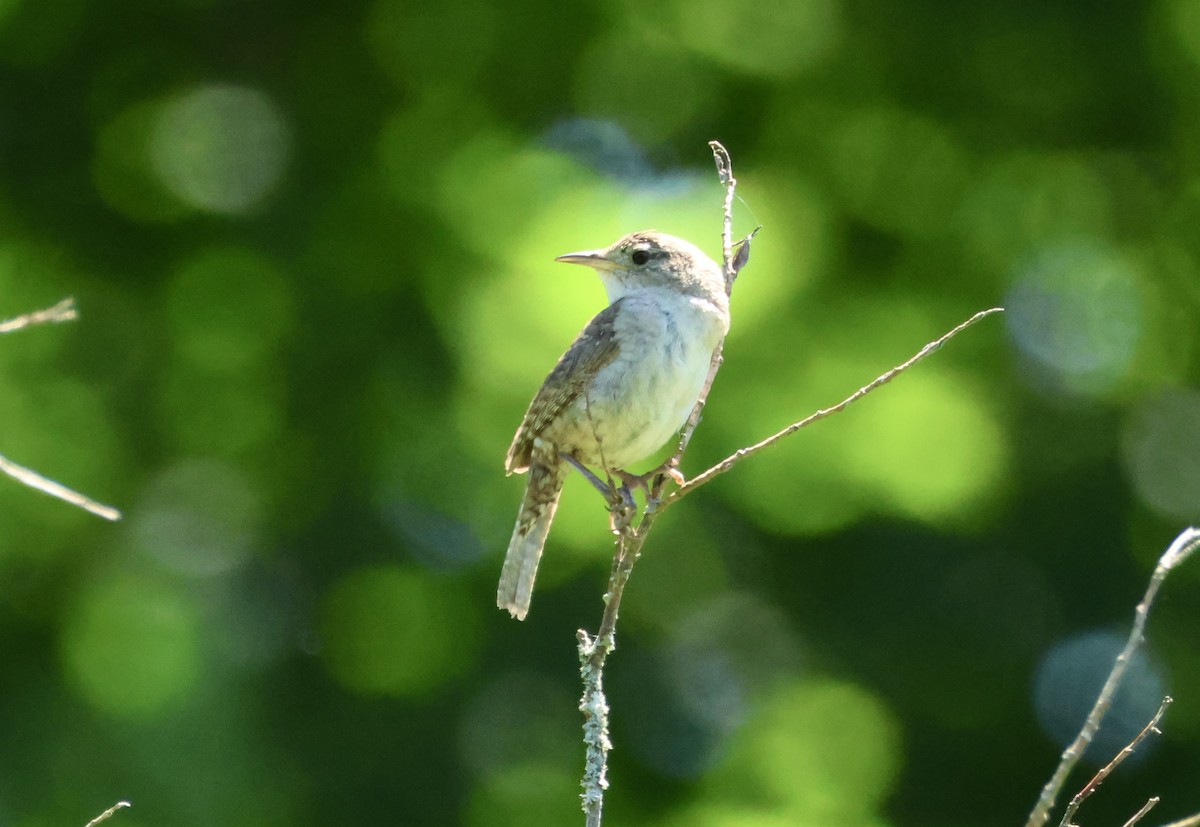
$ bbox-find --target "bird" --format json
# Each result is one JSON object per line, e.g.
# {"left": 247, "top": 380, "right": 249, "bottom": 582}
{"left": 497, "top": 230, "right": 731, "bottom": 620}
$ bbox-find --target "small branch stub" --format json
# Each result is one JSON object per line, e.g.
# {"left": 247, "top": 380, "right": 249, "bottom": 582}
{"left": 0, "top": 298, "right": 78, "bottom": 334}
{"left": 84, "top": 802, "right": 130, "bottom": 827}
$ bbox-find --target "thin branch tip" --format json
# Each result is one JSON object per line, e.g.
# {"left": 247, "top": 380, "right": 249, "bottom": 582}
{"left": 1, "top": 298, "right": 119, "bottom": 521}
{"left": 84, "top": 801, "right": 131, "bottom": 827}
{"left": 0, "top": 296, "right": 79, "bottom": 333}
{"left": 669, "top": 305, "right": 1005, "bottom": 504}
{"left": 1027, "top": 528, "right": 1199, "bottom": 827}
{"left": 0, "top": 454, "right": 122, "bottom": 521}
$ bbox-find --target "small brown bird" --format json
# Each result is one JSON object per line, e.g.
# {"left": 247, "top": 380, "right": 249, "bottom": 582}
{"left": 497, "top": 231, "right": 730, "bottom": 619}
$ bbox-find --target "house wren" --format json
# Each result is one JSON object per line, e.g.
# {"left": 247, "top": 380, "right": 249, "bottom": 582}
{"left": 497, "top": 231, "right": 731, "bottom": 620}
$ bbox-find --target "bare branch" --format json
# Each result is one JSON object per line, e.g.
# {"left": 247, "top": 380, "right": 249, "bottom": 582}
{"left": 1058, "top": 696, "right": 1171, "bottom": 827}
{"left": 0, "top": 453, "right": 122, "bottom": 521}
{"left": 0, "top": 298, "right": 77, "bottom": 333}
{"left": 84, "top": 801, "right": 130, "bottom": 827}
{"left": 708, "top": 140, "right": 736, "bottom": 285}
{"left": 1121, "top": 797, "right": 1160, "bottom": 827}
{"left": 580, "top": 515, "right": 661, "bottom": 825}
{"left": 1025, "top": 527, "right": 1200, "bottom": 827}
{"left": 1156, "top": 813, "right": 1200, "bottom": 827}
{"left": 665, "top": 306, "right": 1005, "bottom": 506}
{"left": 662, "top": 142, "right": 742, "bottom": 476}
{"left": 1, "top": 297, "right": 122, "bottom": 521}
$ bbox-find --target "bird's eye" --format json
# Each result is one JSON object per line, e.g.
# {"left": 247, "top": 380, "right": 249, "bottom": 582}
{"left": 631, "top": 249, "right": 650, "bottom": 266}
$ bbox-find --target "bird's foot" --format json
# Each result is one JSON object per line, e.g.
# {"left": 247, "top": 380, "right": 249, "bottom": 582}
{"left": 558, "top": 453, "right": 642, "bottom": 532}
{"left": 616, "top": 462, "right": 686, "bottom": 511}
{"left": 615, "top": 469, "right": 652, "bottom": 497}
{"left": 609, "top": 496, "right": 637, "bottom": 533}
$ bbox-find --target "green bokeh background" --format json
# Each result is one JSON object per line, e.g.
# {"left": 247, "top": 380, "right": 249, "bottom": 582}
{"left": 0, "top": 0, "right": 1198, "bottom": 825}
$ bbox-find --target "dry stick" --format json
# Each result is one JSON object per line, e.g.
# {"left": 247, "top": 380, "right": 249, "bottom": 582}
{"left": 0, "top": 298, "right": 123, "bottom": 521}
{"left": 0, "top": 297, "right": 77, "bottom": 333}
{"left": 1122, "top": 797, "right": 1159, "bottom": 827}
{"left": 1025, "top": 527, "right": 1200, "bottom": 827}
{"left": 84, "top": 801, "right": 130, "bottom": 827}
{"left": 1058, "top": 696, "right": 1171, "bottom": 827}
{"left": 1157, "top": 813, "right": 1200, "bottom": 827}
{"left": 0, "top": 454, "right": 121, "bottom": 521}
{"left": 666, "top": 142, "right": 744, "bottom": 471}
{"left": 665, "top": 306, "right": 1005, "bottom": 506}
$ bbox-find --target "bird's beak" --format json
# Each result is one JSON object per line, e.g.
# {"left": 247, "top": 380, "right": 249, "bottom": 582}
{"left": 555, "top": 249, "right": 614, "bottom": 270}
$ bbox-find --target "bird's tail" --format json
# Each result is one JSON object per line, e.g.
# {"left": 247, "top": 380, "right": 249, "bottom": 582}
{"left": 497, "top": 461, "right": 565, "bottom": 620}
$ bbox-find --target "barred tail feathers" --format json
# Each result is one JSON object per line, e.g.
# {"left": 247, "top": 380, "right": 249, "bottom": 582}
{"left": 497, "top": 461, "right": 565, "bottom": 620}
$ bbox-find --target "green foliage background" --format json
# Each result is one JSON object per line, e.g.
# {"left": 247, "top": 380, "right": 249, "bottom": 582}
{"left": 0, "top": 0, "right": 1198, "bottom": 825}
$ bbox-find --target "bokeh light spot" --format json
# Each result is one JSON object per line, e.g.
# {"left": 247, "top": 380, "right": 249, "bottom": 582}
{"left": 0, "top": 0, "right": 83, "bottom": 66}
{"left": 61, "top": 572, "right": 202, "bottom": 718}
{"left": 1166, "top": 0, "right": 1200, "bottom": 65}
{"left": 542, "top": 118, "right": 654, "bottom": 183}
{"left": 436, "top": 131, "right": 598, "bottom": 263}
{"left": 666, "top": 806, "right": 888, "bottom": 827}
{"left": 1006, "top": 241, "right": 1142, "bottom": 394}
{"left": 0, "top": 0, "right": 22, "bottom": 29}
{"left": 366, "top": 0, "right": 498, "bottom": 87}
{"left": 150, "top": 84, "right": 291, "bottom": 215}
{"left": 705, "top": 679, "right": 900, "bottom": 819}
{"left": 457, "top": 672, "right": 578, "bottom": 777}
{"left": 719, "top": 441, "right": 865, "bottom": 535}
{"left": 92, "top": 99, "right": 193, "bottom": 223}
{"left": 321, "top": 564, "right": 480, "bottom": 697}
{"left": 1033, "top": 630, "right": 1166, "bottom": 762}
{"left": 165, "top": 245, "right": 295, "bottom": 374}
{"left": 959, "top": 153, "right": 1112, "bottom": 271}
{"left": 131, "top": 459, "right": 261, "bottom": 578}
{"left": 628, "top": 0, "right": 841, "bottom": 78}
{"left": 1121, "top": 387, "right": 1200, "bottom": 521}
{"left": 377, "top": 91, "right": 491, "bottom": 209}
{"left": 616, "top": 595, "right": 801, "bottom": 778}
{"left": 465, "top": 763, "right": 581, "bottom": 827}
{"left": 842, "top": 371, "right": 1008, "bottom": 523}
{"left": 158, "top": 367, "right": 286, "bottom": 457}
{"left": 570, "top": 32, "right": 716, "bottom": 144}
{"left": 828, "top": 106, "right": 967, "bottom": 237}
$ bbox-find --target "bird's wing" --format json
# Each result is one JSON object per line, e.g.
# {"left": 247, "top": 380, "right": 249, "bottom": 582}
{"left": 506, "top": 299, "right": 624, "bottom": 474}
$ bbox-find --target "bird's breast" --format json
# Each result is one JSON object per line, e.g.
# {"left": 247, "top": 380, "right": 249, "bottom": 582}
{"left": 563, "top": 288, "right": 727, "bottom": 469}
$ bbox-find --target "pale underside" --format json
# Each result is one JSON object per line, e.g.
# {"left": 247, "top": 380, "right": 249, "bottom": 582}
{"left": 507, "top": 287, "right": 727, "bottom": 476}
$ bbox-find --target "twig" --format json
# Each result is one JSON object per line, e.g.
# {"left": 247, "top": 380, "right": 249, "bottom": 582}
{"left": 0, "top": 453, "right": 122, "bottom": 521}
{"left": 1157, "top": 813, "right": 1200, "bottom": 827}
{"left": 84, "top": 801, "right": 130, "bottom": 827}
{"left": 664, "top": 306, "right": 1005, "bottom": 506}
{"left": 0, "top": 298, "right": 77, "bottom": 333}
{"left": 1, "top": 298, "right": 123, "bottom": 521}
{"left": 665, "top": 142, "right": 748, "bottom": 472}
{"left": 1121, "top": 797, "right": 1159, "bottom": 827}
{"left": 1025, "top": 527, "right": 1200, "bottom": 827}
{"left": 1058, "top": 696, "right": 1171, "bottom": 827}
{"left": 710, "top": 141, "right": 736, "bottom": 284}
